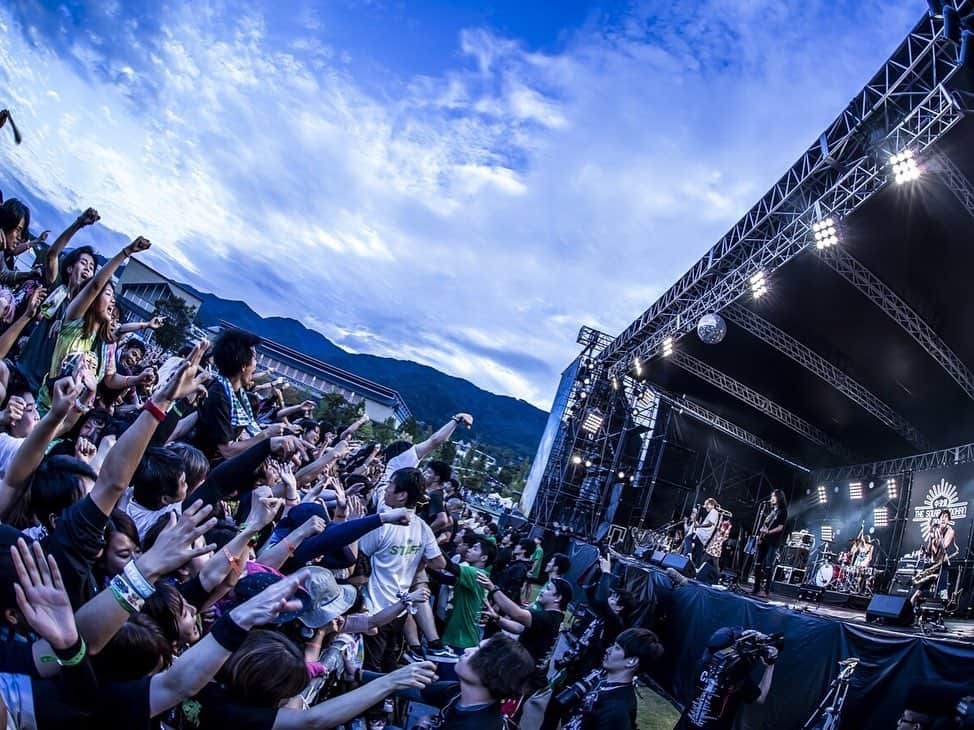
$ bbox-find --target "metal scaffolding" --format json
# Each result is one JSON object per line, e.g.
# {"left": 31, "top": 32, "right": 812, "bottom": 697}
{"left": 670, "top": 351, "right": 853, "bottom": 459}
{"left": 931, "top": 150, "right": 974, "bottom": 221}
{"left": 724, "top": 303, "right": 930, "bottom": 450}
{"left": 812, "top": 440, "right": 974, "bottom": 482}
{"left": 817, "top": 246, "right": 974, "bottom": 401}
{"left": 600, "top": 11, "right": 964, "bottom": 375}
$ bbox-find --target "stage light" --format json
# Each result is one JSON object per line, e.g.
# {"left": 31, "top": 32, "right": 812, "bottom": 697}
{"left": 582, "top": 410, "right": 604, "bottom": 434}
{"left": 571, "top": 455, "right": 582, "bottom": 465}
{"left": 812, "top": 218, "right": 839, "bottom": 249}
{"left": 817, "top": 485, "right": 828, "bottom": 504}
{"left": 633, "top": 356, "right": 643, "bottom": 376}
{"left": 662, "top": 337, "right": 674, "bottom": 357}
{"left": 617, "top": 471, "right": 626, "bottom": 479}
{"left": 874, "top": 507, "right": 889, "bottom": 528}
{"left": 890, "top": 149, "right": 920, "bottom": 184}
{"left": 749, "top": 270, "right": 768, "bottom": 299}
{"left": 611, "top": 375, "right": 619, "bottom": 391}
{"left": 821, "top": 525, "right": 834, "bottom": 542}
{"left": 849, "top": 481, "right": 863, "bottom": 500}
{"left": 886, "top": 478, "right": 898, "bottom": 500}
{"left": 584, "top": 459, "right": 593, "bottom": 468}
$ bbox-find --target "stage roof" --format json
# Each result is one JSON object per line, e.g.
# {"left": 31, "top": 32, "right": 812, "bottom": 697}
{"left": 639, "top": 115, "right": 974, "bottom": 471}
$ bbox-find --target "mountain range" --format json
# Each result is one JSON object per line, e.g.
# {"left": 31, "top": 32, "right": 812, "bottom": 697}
{"left": 183, "top": 286, "right": 549, "bottom": 459}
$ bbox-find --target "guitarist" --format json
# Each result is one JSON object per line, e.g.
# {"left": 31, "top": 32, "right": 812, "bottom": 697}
{"left": 751, "top": 490, "right": 788, "bottom": 597}
{"left": 913, "top": 510, "right": 955, "bottom": 604}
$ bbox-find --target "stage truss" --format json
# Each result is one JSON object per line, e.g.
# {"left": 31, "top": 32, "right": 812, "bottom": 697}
{"left": 530, "top": 5, "right": 974, "bottom": 537}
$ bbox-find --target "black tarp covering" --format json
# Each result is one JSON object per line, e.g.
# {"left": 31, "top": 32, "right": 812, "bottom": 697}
{"left": 617, "top": 562, "right": 974, "bottom": 729}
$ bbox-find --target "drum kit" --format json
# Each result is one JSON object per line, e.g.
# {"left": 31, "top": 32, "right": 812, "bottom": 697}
{"left": 809, "top": 541, "right": 876, "bottom": 595}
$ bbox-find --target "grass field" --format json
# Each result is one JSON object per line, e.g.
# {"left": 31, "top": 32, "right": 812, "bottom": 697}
{"left": 636, "top": 685, "right": 682, "bottom": 730}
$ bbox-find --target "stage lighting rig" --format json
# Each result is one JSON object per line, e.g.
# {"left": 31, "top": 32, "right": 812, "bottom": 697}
{"left": 821, "top": 525, "right": 834, "bottom": 542}
{"left": 886, "top": 478, "right": 898, "bottom": 500}
{"left": 571, "top": 455, "right": 583, "bottom": 465}
{"left": 849, "top": 481, "right": 864, "bottom": 500}
{"left": 749, "top": 271, "right": 768, "bottom": 299}
{"left": 582, "top": 409, "right": 604, "bottom": 435}
{"left": 890, "top": 149, "right": 920, "bottom": 183}
{"left": 817, "top": 485, "right": 828, "bottom": 505}
{"left": 873, "top": 507, "right": 890, "bottom": 528}
{"left": 812, "top": 218, "right": 838, "bottom": 249}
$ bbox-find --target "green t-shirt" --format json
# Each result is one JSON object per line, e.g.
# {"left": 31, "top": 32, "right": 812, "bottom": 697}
{"left": 442, "top": 564, "right": 488, "bottom": 649}
{"left": 528, "top": 545, "right": 544, "bottom": 578}
{"left": 37, "top": 317, "right": 110, "bottom": 414}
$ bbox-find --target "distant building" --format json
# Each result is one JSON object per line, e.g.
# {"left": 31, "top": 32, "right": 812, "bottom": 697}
{"left": 214, "top": 321, "right": 411, "bottom": 427}
{"left": 116, "top": 259, "right": 202, "bottom": 335}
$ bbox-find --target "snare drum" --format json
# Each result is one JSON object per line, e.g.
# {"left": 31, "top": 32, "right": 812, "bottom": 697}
{"left": 814, "top": 563, "right": 838, "bottom": 587}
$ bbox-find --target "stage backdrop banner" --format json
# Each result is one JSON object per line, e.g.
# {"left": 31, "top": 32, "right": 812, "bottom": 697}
{"left": 902, "top": 462, "right": 974, "bottom": 556}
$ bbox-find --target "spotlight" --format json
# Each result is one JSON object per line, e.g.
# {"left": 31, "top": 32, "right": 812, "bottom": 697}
{"left": 662, "top": 337, "right": 674, "bottom": 357}
{"left": 821, "top": 525, "right": 834, "bottom": 543}
{"left": 889, "top": 149, "right": 920, "bottom": 184}
{"left": 611, "top": 375, "right": 620, "bottom": 391}
{"left": 617, "top": 471, "right": 626, "bottom": 479}
{"left": 571, "top": 455, "right": 582, "bottom": 465}
{"left": 584, "top": 459, "right": 593, "bottom": 468}
{"left": 817, "top": 485, "right": 828, "bottom": 505}
{"left": 874, "top": 507, "right": 889, "bottom": 528}
{"left": 749, "top": 270, "right": 768, "bottom": 299}
{"left": 582, "top": 410, "right": 604, "bottom": 434}
{"left": 849, "top": 481, "right": 863, "bottom": 500}
{"left": 886, "top": 478, "right": 898, "bottom": 501}
{"left": 812, "top": 218, "right": 839, "bottom": 249}
{"left": 633, "top": 356, "right": 643, "bottom": 376}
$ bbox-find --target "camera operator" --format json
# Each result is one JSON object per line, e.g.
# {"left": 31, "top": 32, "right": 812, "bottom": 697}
{"left": 676, "top": 628, "right": 781, "bottom": 730}
{"left": 559, "top": 628, "right": 664, "bottom": 730}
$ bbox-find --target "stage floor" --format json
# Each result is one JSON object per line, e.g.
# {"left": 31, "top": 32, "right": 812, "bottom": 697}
{"left": 751, "top": 580, "right": 974, "bottom": 642}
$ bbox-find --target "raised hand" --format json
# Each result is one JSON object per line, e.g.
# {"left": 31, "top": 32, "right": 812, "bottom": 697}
{"left": 270, "top": 435, "right": 302, "bottom": 458}
{"left": 380, "top": 507, "right": 411, "bottom": 526}
{"left": 11, "top": 538, "right": 78, "bottom": 650}
{"left": 0, "top": 395, "right": 25, "bottom": 426}
{"left": 124, "top": 236, "right": 151, "bottom": 257}
{"left": 77, "top": 208, "right": 100, "bottom": 227}
{"left": 147, "top": 315, "right": 166, "bottom": 330}
{"left": 297, "top": 514, "right": 327, "bottom": 538}
{"left": 25, "top": 287, "right": 46, "bottom": 320}
{"left": 454, "top": 413, "right": 474, "bottom": 428}
{"left": 75, "top": 437, "right": 97, "bottom": 464}
{"left": 247, "top": 486, "right": 284, "bottom": 531}
{"left": 475, "top": 572, "right": 495, "bottom": 591}
{"left": 383, "top": 662, "right": 437, "bottom": 691}
{"left": 152, "top": 339, "right": 209, "bottom": 403}
{"left": 50, "top": 376, "right": 84, "bottom": 418}
{"left": 137, "top": 500, "right": 216, "bottom": 579}
{"left": 229, "top": 568, "right": 310, "bottom": 630}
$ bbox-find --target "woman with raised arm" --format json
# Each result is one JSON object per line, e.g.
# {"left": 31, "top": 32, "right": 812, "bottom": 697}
{"left": 37, "top": 236, "right": 152, "bottom": 414}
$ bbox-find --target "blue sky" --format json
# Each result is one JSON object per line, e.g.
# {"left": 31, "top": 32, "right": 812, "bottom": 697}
{"left": 0, "top": 0, "right": 922, "bottom": 409}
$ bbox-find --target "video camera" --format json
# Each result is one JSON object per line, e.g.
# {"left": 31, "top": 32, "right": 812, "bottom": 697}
{"left": 727, "top": 630, "right": 783, "bottom": 665}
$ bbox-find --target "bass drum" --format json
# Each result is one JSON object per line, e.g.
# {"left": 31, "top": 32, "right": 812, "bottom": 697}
{"left": 813, "top": 563, "right": 838, "bottom": 587}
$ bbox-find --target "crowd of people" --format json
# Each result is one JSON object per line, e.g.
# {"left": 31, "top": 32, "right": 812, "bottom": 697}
{"left": 0, "top": 192, "right": 669, "bottom": 730}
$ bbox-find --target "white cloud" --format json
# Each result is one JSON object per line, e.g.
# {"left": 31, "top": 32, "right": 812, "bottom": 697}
{"left": 0, "top": 0, "right": 923, "bottom": 410}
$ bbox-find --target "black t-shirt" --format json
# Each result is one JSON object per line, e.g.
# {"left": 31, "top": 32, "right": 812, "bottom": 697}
{"left": 565, "top": 683, "right": 637, "bottom": 730}
{"left": 422, "top": 488, "right": 445, "bottom": 527}
{"left": 762, "top": 507, "right": 788, "bottom": 547}
{"left": 495, "top": 559, "right": 530, "bottom": 599}
{"left": 179, "top": 681, "right": 278, "bottom": 730}
{"left": 420, "top": 681, "right": 505, "bottom": 730}
{"left": 519, "top": 608, "right": 563, "bottom": 663}
{"left": 44, "top": 494, "right": 110, "bottom": 609}
{"left": 193, "top": 382, "right": 236, "bottom": 462}
{"left": 91, "top": 678, "right": 155, "bottom": 730}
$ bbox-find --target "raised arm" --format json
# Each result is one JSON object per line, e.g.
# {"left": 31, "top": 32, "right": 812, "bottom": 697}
{"left": 64, "top": 236, "right": 150, "bottom": 322}
{"left": 414, "top": 413, "right": 472, "bottom": 460}
{"left": 150, "top": 569, "right": 308, "bottom": 717}
{"left": 0, "top": 287, "right": 44, "bottom": 360}
{"left": 477, "top": 573, "right": 532, "bottom": 626}
{"left": 90, "top": 340, "right": 208, "bottom": 516}
{"left": 44, "top": 208, "right": 99, "bottom": 287}
{"left": 295, "top": 439, "right": 349, "bottom": 486}
{"left": 0, "top": 377, "right": 79, "bottom": 519}
{"left": 339, "top": 414, "right": 370, "bottom": 442}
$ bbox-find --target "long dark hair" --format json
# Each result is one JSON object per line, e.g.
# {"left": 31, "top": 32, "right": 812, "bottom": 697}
{"left": 772, "top": 488, "right": 788, "bottom": 510}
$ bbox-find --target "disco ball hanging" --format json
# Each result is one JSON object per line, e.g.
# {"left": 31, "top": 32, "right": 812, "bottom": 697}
{"left": 697, "top": 313, "right": 727, "bottom": 344}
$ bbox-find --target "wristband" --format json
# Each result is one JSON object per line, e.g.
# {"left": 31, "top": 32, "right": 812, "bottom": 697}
{"left": 452, "top": 416, "right": 462, "bottom": 423}
{"left": 123, "top": 560, "right": 156, "bottom": 600}
{"left": 143, "top": 400, "right": 167, "bottom": 423}
{"left": 283, "top": 538, "right": 296, "bottom": 557}
{"left": 211, "top": 615, "right": 249, "bottom": 653}
{"left": 53, "top": 637, "right": 87, "bottom": 667}
{"left": 488, "top": 587, "right": 501, "bottom": 596}
{"left": 223, "top": 547, "right": 242, "bottom": 576}
{"left": 110, "top": 575, "right": 143, "bottom": 613}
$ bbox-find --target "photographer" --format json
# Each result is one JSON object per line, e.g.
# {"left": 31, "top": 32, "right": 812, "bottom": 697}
{"left": 677, "top": 628, "right": 780, "bottom": 730}
{"left": 560, "top": 628, "right": 664, "bottom": 730}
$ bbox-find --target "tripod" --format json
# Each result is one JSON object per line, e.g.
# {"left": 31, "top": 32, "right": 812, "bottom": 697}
{"left": 802, "top": 658, "right": 859, "bottom": 730}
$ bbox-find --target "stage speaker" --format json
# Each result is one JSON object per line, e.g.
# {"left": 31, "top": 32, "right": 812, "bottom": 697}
{"left": 649, "top": 550, "right": 667, "bottom": 566}
{"left": 865, "top": 593, "right": 914, "bottom": 627}
{"left": 661, "top": 552, "right": 696, "bottom": 578}
{"left": 696, "top": 562, "right": 719, "bottom": 585}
